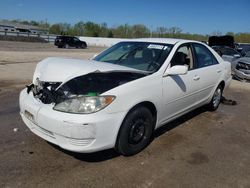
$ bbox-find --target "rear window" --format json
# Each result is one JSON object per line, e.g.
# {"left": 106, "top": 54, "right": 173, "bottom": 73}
{"left": 220, "top": 48, "right": 239, "bottom": 56}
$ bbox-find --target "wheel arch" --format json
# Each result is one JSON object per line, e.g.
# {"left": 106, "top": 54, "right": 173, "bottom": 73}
{"left": 131, "top": 101, "right": 157, "bottom": 126}
{"left": 209, "top": 80, "right": 225, "bottom": 101}
{"left": 218, "top": 80, "right": 225, "bottom": 90}
{"left": 115, "top": 101, "right": 158, "bottom": 144}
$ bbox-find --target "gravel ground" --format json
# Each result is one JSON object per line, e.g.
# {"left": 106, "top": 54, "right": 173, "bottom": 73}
{"left": 0, "top": 41, "right": 250, "bottom": 188}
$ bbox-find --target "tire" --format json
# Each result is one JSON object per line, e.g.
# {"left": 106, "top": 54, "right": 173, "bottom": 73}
{"left": 81, "top": 43, "right": 87, "bottom": 49}
{"left": 115, "top": 106, "right": 154, "bottom": 156}
{"left": 207, "top": 85, "right": 223, "bottom": 111}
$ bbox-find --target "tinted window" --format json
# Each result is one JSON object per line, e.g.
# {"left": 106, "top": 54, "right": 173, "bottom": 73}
{"left": 193, "top": 44, "right": 218, "bottom": 68}
{"left": 220, "top": 48, "right": 239, "bottom": 56}
{"left": 73, "top": 37, "right": 79, "bottom": 42}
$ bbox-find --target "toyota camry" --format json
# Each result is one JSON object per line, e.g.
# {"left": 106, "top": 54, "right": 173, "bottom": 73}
{"left": 19, "top": 38, "right": 231, "bottom": 156}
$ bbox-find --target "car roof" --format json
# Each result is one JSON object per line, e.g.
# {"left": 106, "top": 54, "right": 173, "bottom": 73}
{"left": 57, "top": 35, "right": 74, "bottom": 38}
{"left": 128, "top": 38, "right": 197, "bottom": 45}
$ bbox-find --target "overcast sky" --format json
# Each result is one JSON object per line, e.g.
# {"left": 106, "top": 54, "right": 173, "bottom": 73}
{"left": 0, "top": 0, "right": 250, "bottom": 34}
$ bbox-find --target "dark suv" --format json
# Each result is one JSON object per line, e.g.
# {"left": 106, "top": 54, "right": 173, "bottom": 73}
{"left": 54, "top": 36, "right": 87, "bottom": 49}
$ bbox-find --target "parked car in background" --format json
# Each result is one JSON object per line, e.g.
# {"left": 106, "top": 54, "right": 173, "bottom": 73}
{"left": 54, "top": 36, "right": 87, "bottom": 49}
{"left": 212, "top": 46, "right": 241, "bottom": 63}
{"left": 232, "top": 51, "right": 250, "bottom": 80}
{"left": 20, "top": 38, "right": 231, "bottom": 156}
{"left": 208, "top": 35, "right": 244, "bottom": 56}
{"left": 208, "top": 35, "right": 235, "bottom": 49}
{"left": 237, "top": 43, "right": 250, "bottom": 56}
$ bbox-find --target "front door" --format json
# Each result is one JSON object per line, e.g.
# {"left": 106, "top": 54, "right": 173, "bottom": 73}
{"left": 161, "top": 44, "right": 202, "bottom": 124}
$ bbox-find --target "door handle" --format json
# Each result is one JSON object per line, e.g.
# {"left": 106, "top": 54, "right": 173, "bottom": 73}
{"left": 193, "top": 75, "right": 200, "bottom": 81}
{"left": 217, "top": 69, "right": 222, "bottom": 73}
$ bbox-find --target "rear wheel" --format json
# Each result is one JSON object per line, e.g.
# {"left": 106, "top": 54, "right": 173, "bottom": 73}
{"left": 207, "top": 85, "right": 223, "bottom": 111}
{"left": 115, "top": 106, "right": 154, "bottom": 156}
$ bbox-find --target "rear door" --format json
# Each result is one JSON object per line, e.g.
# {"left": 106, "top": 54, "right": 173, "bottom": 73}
{"left": 192, "top": 43, "right": 222, "bottom": 100}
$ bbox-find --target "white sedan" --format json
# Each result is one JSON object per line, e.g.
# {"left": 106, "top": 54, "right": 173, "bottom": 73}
{"left": 19, "top": 38, "right": 231, "bottom": 156}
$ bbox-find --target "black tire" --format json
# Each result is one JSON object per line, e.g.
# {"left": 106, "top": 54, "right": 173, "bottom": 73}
{"left": 207, "top": 85, "right": 223, "bottom": 111}
{"left": 115, "top": 106, "right": 154, "bottom": 156}
{"left": 81, "top": 43, "right": 87, "bottom": 49}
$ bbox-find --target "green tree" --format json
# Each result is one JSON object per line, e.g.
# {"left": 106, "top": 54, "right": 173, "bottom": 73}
{"left": 156, "top": 26, "right": 168, "bottom": 37}
{"left": 107, "top": 30, "right": 114, "bottom": 38}
{"left": 83, "top": 22, "right": 101, "bottom": 37}
{"left": 49, "top": 24, "right": 62, "bottom": 34}
{"left": 73, "top": 21, "right": 85, "bottom": 36}
{"left": 131, "top": 24, "right": 150, "bottom": 38}
{"left": 3, "top": 19, "right": 250, "bottom": 42}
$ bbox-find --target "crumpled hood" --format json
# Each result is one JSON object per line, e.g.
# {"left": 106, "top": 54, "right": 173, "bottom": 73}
{"left": 33, "top": 57, "right": 142, "bottom": 83}
{"left": 236, "top": 57, "right": 250, "bottom": 64}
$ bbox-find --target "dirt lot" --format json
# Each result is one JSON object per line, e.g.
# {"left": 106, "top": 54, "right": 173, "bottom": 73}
{"left": 0, "top": 41, "right": 250, "bottom": 188}
{"left": 0, "top": 41, "right": 105, "bottom": 83}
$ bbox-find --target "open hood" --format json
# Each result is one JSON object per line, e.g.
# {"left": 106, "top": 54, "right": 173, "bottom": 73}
{"left": 33, "top": 57, "right": 143, "bottom": 83}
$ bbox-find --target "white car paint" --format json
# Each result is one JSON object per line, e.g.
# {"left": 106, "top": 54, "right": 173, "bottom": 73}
{"left": 33, "top": 57, "right": 142, "bottom": 83}
{"left": 19, "top": 38, "right": 231, "bottom": 153}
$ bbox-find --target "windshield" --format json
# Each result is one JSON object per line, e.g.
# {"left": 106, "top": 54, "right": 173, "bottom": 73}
{"left": 94, "top": 42, "right": 173, "bottom": 72}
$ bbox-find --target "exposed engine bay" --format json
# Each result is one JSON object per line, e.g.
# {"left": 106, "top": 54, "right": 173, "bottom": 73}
{"left": 27, "top": 71, "right": 147, "bottom": 104}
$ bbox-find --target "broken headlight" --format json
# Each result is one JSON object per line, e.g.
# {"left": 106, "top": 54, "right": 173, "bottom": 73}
{"left": 53, "top": 96, "right": 115, "bottom": 114}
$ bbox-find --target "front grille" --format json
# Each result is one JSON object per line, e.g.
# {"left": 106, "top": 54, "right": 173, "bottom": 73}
{"left": 236, "top": 62, "right": 250, "bottom": 71}
{"left": 33, "top": 81, "right": 62, "bottom": 104}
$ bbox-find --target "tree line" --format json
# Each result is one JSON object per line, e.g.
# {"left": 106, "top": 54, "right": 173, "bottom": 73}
{"left": 8, "top": 19, "right": 250, "bottom": 43}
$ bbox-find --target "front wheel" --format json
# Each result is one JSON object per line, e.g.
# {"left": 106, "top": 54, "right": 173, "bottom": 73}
{"left": 81, "top": 43, "right": 87, "bottom": 49}
{"left": 207, "top": 85, "right": 223, "bottom": 111}
{"left": 115, "top": 106, "right": 154, "bottom": 156}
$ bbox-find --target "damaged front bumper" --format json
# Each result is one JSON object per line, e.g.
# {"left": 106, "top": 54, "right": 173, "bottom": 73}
{"left": 19, "top": 88, "right": 126, "bottom": 153}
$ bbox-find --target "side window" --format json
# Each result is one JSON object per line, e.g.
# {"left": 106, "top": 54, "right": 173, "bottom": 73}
{"left": 193, "top": 44, "right": 218, "bottom": 68}
{"left": 74, "top": 37, "right": 79, "bottom": 42}
{"left": 171, "top": 45, "right": 194, "bottom": 70}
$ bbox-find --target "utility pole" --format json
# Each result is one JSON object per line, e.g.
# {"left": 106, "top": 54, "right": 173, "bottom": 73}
{"left": 150, "top": 25, "right": 153, "bottom": 38}
{"left": 45, "top": 18, "right": 48, "bottom": 34}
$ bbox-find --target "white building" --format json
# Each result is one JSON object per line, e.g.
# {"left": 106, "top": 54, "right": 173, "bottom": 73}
{"left": 0, "top": 20, "right": 48, "bottom": 34}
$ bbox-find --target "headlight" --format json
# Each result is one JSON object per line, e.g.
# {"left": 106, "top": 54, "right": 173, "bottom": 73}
{"left": 53, "top": 95, "right": 115, "bottom": 114}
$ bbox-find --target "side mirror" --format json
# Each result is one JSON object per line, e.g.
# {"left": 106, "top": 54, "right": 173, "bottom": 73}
{"left": 164, "top": 65, "right": 188, "bottom": 76}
